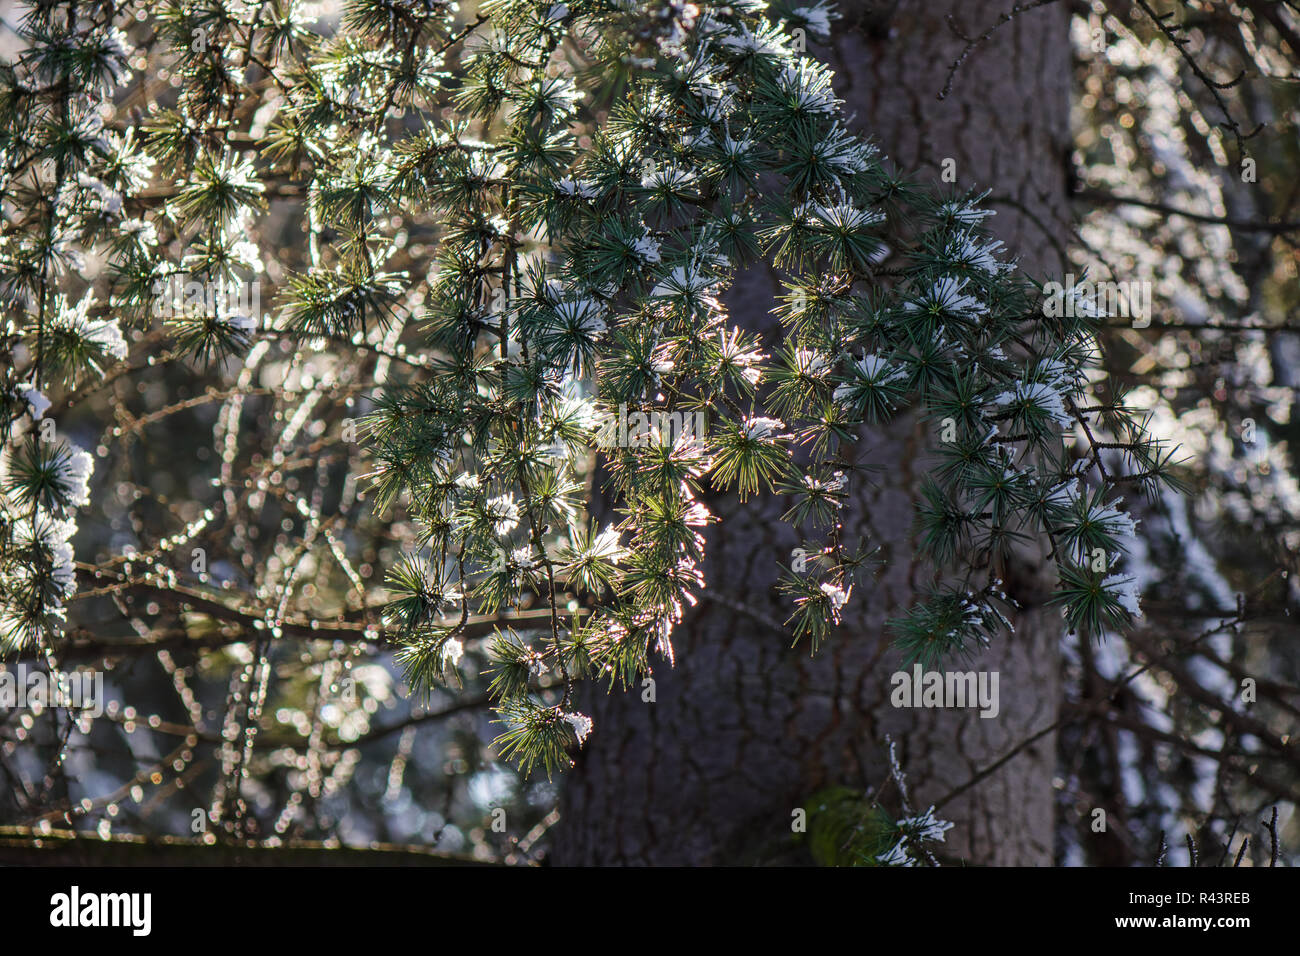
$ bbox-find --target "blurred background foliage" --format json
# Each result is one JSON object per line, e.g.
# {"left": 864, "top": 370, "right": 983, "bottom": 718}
{"left": 1057, "top": 0, "right": 1299, "bottom": 866}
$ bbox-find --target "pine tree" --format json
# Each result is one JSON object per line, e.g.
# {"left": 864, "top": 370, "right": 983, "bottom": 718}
{"left": 0, "top": 1, "right": 1180, "bottom": 787}
{"left": 18, "top": 2, "right": 1300, "bottom": 870}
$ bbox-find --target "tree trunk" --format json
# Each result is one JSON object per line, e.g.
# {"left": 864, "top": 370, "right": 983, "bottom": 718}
{"left": 552, "top": 0, "right": 1073, "bottom": 865}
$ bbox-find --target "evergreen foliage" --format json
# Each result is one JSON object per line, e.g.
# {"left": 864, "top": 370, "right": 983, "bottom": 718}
{"left": 0, "top": 0, "right": 1180, "bottom": 778}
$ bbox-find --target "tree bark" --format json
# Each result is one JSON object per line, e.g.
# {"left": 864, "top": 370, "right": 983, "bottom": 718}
{"left": 552, "top": 0, "right": 1073, "bottom": 865}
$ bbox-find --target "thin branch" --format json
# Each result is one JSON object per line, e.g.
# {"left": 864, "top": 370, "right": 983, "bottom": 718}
{"left": 1078, "top": 187, "right": 1300, "bottom": 234}
{"left": 939, "top": 1, "right": 1064, "bottom": 101}
{"left": 0, "top": 826, "right": 491, "bottom": 866}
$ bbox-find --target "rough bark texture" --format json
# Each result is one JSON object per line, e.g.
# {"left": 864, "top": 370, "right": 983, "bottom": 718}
{"left": 552, "top": 0, "right": 1073, "bottom": 865}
